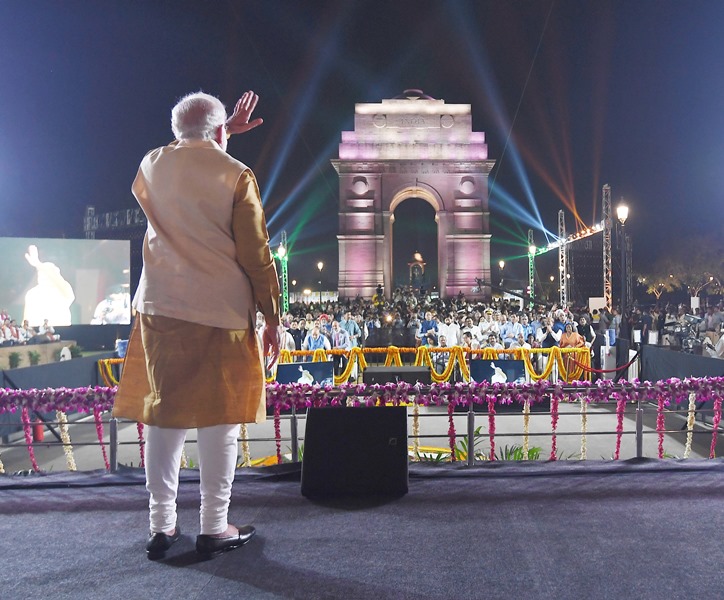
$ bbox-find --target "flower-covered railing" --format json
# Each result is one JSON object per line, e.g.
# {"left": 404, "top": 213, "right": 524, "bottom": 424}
{"left": 1, "top": 377, "right": 722, "bottom": 474}
{"left": 98, "top": 346, "right": 593, "bottom": 388}
{"left": 270, "top": 346, "right": 592, "bottom": 384}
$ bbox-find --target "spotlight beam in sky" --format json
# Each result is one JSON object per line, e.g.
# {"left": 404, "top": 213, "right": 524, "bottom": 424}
{"left": 449, "top": 2, "right": 551, "bottom": 238}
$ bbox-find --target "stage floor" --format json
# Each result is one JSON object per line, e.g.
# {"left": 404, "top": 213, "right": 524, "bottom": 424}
{"left": 1, "top": 460, "right": 723, "bottom": 600}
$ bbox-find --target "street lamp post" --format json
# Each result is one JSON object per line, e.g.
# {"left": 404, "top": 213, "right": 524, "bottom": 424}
{"left": 317, "top": 261, "right": 324, "bottom": 304}
{"left": 498, "top": 260, "right": 505, "bottom": 288}
{"left": 616, "top": 202, "right": 629, "bottom": 333}
{"left": 616, "top": 202, "right": 630, "bottom": 378}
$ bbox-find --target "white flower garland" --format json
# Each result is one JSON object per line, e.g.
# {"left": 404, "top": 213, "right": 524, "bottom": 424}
{"left": 239, "top": 424, "right": 251, "bottom": 467}
{"left": 57, "top": 410, "right": 77, "bottom": 471}
{"left": 522, "top": 399, "right": 530, "bottom": 460}
{"left": 684, "top": 392, "right": 696, "bottom": 459}
{"left": 412, "top": 400, "right": 420, "bottom": 457}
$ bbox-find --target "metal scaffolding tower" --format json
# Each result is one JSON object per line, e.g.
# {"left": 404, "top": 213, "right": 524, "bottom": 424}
{"left": 278, "top": 230, "right": 289, "bottom": 314}
{"left": 558, "top": 210, "right": 567, "bottom": 307}
{"left": 84, "top": 205, "right": 146, "bottom": 239}
{"left": 527, "top": 229, "right": 535, "bottom": 309}
{"left": 602, "top": 184, "right": 612, "bottom": 309}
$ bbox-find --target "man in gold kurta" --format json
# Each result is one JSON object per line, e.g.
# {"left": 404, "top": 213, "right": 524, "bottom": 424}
{"left": 113, "top": 91, "right": 281, "bottom": 559}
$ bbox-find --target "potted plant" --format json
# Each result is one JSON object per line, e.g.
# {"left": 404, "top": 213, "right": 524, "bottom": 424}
{"left": 28, "top": 350, "right": 42, "bottom": 366}
{"left": 8, "top": 351, "right": 22, "bottom": 369}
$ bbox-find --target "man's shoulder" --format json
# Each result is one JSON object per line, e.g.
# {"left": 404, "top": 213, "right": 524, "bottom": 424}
{"left": 143, "top": 141, "right": 249, "bottom": 172}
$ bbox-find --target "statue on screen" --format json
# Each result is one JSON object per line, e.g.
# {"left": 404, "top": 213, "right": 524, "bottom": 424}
{"left": 23, "top": 245, "right": 75, "bottom": 327}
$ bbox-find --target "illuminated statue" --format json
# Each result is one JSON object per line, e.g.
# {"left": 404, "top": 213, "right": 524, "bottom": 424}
{"left": 23, "top": 245, "right": 75, "bottom": 326}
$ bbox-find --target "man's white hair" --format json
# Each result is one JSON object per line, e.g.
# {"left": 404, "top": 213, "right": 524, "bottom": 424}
{"left": 171, "top": 92, "right": 227, "bottom": 141}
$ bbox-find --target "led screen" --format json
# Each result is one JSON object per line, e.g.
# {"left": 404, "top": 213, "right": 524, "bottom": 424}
{"left": 0, "top": 237, "right": 131, "bottom": 326}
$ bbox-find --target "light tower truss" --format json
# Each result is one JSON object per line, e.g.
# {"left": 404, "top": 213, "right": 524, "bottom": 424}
{"left": 279, "top": 230, "right": 289, "bottom": 314}
{"left": 558, "top": 210, "right": 567, "bottom": 307}
{"left": 602, "top": 184, "right": 612, "bottom": 309}
{"left": 527, "top": 229, "right": 535, "bottom": 308}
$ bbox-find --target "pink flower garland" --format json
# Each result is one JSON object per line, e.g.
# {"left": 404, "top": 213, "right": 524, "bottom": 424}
{"left": 3, "top": 377, "right": 724, "bottom": 466}
{"left": 274, "top": 403, "right": 282, "bottom": 465}
{"left": 656, "top": 395, "right": 666, "bottom": 459}
{"left": 614, "top": 395, "right": 626, "bottom": 460}
{"left": 137, "top": 422, "right": 145, "bottom": 468}
{"left": 488, "top": 397, "right": 496, "bottom": 461}
{"left": 20, "top": 407, "right": 39, "bottom": 472}
{"left": 447, "top": 401, "right": 457, "bottom": 462}
{"left": 549, "top": 394, "right": 559, "bottom": 461}
{"left": 93, "top": 407, "right": 110, "bottom": 470}
{"left": 709, "top": 395, "right": 722, "bottom": 459}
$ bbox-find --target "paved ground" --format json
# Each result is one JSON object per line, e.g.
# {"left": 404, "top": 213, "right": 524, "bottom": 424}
{"left": 0, "top": 400, "right": 715, "bottom": 474}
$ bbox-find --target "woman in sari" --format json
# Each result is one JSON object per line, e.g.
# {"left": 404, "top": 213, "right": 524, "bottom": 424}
{"left": 559, "top": 322, "right": 586, "bottom": 380}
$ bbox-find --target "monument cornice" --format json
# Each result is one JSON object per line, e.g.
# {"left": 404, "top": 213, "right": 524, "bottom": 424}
{"left": 331, "top": 159, "right": 496, "bottom": 175}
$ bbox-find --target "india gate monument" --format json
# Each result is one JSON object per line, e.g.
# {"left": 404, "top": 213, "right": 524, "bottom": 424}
{"left": 332, "top": 90, "right": 496, "bottom": 300}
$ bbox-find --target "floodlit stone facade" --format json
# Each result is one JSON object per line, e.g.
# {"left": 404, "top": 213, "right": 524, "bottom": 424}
{"left": 332, "top": 91, "right": 495, "bottom": 299}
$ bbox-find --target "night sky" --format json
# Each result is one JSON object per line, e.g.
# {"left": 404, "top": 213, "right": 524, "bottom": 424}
{"left": 2, "top": 1, "right": 722, "bottom": 291}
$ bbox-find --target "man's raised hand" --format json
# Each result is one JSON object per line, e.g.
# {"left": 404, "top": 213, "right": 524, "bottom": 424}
{"left": 226, "top": 91, "right": 263, "bottom": 136}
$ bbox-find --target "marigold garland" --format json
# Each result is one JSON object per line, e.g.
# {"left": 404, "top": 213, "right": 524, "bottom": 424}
{"left": 252, "top": 345, "right": 593, "bottom": 386}
{"left": 384, "top": 346, "right": 403, "bottom": 367}
{"left": 98, "top": 358, "right": 123, "bottom": 387}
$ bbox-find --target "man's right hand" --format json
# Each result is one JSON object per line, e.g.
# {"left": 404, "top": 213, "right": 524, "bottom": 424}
{"left": 262, "top": 324, "right": 283, "bottom": 370}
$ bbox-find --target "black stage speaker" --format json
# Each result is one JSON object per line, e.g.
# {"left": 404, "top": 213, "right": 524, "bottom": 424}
{"left": 301, "top": 406, "right": 408, "bottom": 498}
{"left": 362, "top": 365, "right": 431, "bottom": 385}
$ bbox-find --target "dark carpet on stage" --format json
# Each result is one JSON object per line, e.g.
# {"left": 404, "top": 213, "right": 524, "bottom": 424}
{"left": 1, "top": 460, "right": 723, "bottom": 600}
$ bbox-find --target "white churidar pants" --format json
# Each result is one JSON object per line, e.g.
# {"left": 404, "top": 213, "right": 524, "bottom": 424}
{"left": 145, "top": 423, "right": 239, "bottom": 535}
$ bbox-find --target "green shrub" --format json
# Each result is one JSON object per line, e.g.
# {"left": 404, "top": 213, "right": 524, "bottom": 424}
{"left": 8, "top": 352, "right": 22, "bottom": 369}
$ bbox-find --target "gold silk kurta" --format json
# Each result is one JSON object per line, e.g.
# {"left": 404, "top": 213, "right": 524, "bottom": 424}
{"left": 113, "top": 145, "right": 279, "bottom": 428}
{"left": 113, "top": 314, "right": 266, "bottom": 428}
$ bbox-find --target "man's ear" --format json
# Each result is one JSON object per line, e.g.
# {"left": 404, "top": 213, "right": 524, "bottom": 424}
{"left": 214, "top": 125, "right": 225, "bottom": 146}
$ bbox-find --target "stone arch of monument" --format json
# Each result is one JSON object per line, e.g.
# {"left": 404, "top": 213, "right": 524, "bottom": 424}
{"left": 331, "top": 90, "right": 496, "bottom": 299}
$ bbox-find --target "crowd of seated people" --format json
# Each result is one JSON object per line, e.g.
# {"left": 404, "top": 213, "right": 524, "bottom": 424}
{"left": 257, "top": 286, "right": 724, "bottom": 374}
{"left": 255, "top": 288, "right": 611, "bottom": 380}
{"left": 0, "top": 308, "right": 60, "bottom": 347}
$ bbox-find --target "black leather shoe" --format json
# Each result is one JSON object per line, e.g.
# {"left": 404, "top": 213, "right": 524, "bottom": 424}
{"left": 146, "top": 526, "right": 181, "bottom": 560}
{"left": 195, "top": 525, "right": 256, "bottom": 558}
